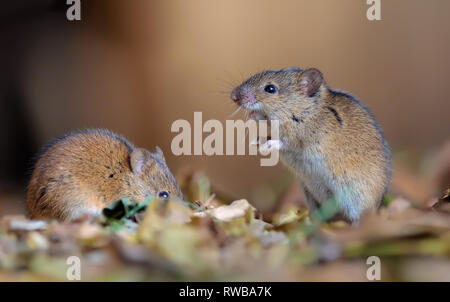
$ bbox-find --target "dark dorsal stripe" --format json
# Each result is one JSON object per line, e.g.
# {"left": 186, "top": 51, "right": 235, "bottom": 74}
{"left": 326, "top": 106, "right": 342, "bottom": 126}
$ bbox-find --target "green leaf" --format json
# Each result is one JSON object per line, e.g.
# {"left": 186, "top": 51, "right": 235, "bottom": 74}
{"left": 102, "top": 196, "right": 155, "bottom": 221}
{"left": 382, "top": 193, "right": 395, "bottom": 206}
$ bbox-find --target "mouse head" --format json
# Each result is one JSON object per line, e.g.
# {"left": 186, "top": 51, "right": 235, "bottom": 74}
{"left": 230, "top": 68, "right": 326, "bottom": 120}
{"left": 129, "top": 146, "right": 183, "bottom": 200}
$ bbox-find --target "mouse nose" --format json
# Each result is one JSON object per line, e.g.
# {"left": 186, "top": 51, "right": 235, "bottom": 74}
{"left": 230, "top": 87, "right": 241, "bottom": 105}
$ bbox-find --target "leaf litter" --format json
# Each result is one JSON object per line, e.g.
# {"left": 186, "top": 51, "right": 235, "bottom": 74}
{"left": 1, "top": 171, "right": 450, "bottom": 281}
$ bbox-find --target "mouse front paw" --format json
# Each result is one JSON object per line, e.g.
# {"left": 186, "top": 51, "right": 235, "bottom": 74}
{"left": 259, "top": 139, "right": 284, "bottom": 154}
{"left": 250, "top": 136, "right": 269, "bottom": 146}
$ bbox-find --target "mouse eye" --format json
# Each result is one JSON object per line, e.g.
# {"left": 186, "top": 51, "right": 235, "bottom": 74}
{"left": 264, "top": 84, "right": 277, "bottom": 94}
{"left": 158, "top": 191, "right": 170, "bottom": 199}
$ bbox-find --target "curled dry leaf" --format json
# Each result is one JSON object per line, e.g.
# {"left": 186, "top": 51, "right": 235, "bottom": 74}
{"left": 441, "top": 188, "right": 450, "bottom": 201}
{"left": 386, "top": 197, "right": 412, "bottom": 217}
{"left": 193, "top": 199, "right": 255, "bottom": 222}
{"left": 427, "top": 189, "right": 450, "bottom": 213}
{"left": 26, "top": 232, "right": 49, "bottom": 251}
{"left": 4, "top": 216, "right": 47, "bottom": 232}
{"left": 272, "top": 206, "right": 309, "bottom": 229}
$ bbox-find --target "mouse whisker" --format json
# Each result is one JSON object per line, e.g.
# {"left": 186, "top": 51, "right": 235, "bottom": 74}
{"left": 228, "top": 106, "right": 242, "bottom": 118}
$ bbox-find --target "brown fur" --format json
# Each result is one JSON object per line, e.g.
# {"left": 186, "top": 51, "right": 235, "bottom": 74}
{"left": 231, "top": 68, "right": 392, "bottom": 222}
{"left": 26, "top": 129, "right": 182, "bottom": 221}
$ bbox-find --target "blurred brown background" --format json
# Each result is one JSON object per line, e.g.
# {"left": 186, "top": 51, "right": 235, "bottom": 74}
{"left": 1, "top": 0, "right": 449, "bottom": 215}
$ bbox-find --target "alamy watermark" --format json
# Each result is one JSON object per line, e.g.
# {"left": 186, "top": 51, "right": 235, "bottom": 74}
{"left": 367, "top": 0, "right": 381, "bottom": 21}
{"left": 66, "top": 0, "right": 81, "bottom": 21}
{"left": 65, "top": 1, "right": 380, "bottom": 23}
{"left": 66, "top": 256, "right": 81, "bottom": 280}
{"left": 170, "top": 112, "right": 281, "bottom": 167}
{"left": 366, "top": 256, "right": 381, "bottom": 280}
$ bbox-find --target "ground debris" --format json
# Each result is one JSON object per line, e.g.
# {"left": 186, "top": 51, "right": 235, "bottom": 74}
{"left": 1, "top": 172, "right": 450, "bottom": 281}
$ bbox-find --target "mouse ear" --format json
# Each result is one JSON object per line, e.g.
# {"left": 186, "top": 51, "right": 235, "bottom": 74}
{"left": 153, "top": 146, "right": 166, "bottom": 163}
{"left": 299, "top": 68, "right": 324, "bottom": 97}
{"left": 130, "top": 148, "right": 153, "bottom": 175}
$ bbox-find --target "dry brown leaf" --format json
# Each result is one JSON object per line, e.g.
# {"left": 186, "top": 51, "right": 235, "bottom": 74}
{"left": 193, "top": 199, "right": 255, "bottom": 222}
{"left": 2, "top": 215, "right": 47, "bottom": 232}
{"left": 386, "top": 197, "right": 412, "bottom": 216}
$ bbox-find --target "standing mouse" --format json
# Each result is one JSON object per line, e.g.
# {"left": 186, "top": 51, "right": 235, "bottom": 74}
{"left": 231, "top": 68, "right": 392, "bottom": 222}
{"left": 27, "top": 129, "right": 183, "bottom": 221}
